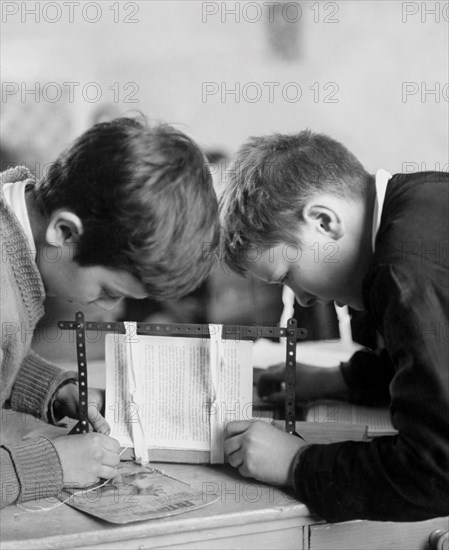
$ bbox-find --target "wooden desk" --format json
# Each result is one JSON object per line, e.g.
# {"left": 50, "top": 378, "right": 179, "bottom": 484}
{"left": 1, "top": 461, "right": 448, "bottom": 550}
{"left": 5, "top": 341, "right": 445, "bottom": 549}
{"left": 1, "top": 462, "right": 315, "bottom": 550}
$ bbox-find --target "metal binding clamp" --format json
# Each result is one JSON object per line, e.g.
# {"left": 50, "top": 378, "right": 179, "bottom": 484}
{"left": 285, "top": 318, "right": 299, "bottom": 436}
{"left": 59, "top": 313, "right": 307, "bottom": 437}
{"left": 67, "top": 311, "right": 89, "bottom": 434}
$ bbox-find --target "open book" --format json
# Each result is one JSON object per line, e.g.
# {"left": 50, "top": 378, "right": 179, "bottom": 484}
{"left": 306, "top": 400, "right": 397, "bottom": 437}
{"left": 105, "top": 330, "right": 253, "bottom": 464}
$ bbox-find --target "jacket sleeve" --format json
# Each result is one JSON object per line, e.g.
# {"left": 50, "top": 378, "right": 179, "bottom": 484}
{"left": 0, "top": 437, "right": 64, "bottom": 508}
{"left": 339, "top": 347, "right": 395, "bottom": 405}
{"left": 10, "top": 349, "right": 77, "bottom": 422}
{"left": 293, "top": 265, "right": 449, "bottom": 522}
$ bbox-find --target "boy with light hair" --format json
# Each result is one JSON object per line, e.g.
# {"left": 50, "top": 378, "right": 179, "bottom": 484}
{"left": 220, "top": 131, "right": 449, "bottom": 521}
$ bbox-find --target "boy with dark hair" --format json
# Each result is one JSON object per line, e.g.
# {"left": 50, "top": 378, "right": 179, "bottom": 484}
{"left": 220, "top": 131, "right": 449, "bottom": 522}
{"left": 1, "top": 117, "right": 219, "bottom": 507}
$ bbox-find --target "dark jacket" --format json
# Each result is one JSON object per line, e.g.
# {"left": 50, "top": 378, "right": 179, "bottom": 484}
{"left": 294, "top": 171, "right": 449, "bottom": 522}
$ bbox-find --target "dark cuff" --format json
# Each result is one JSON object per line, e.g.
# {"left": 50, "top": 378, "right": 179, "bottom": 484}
{"left": 288, "top": 444, "right": 312, "bottom": 487}
{"left": 292, "top": 443, "right": 321, "bottom": 505}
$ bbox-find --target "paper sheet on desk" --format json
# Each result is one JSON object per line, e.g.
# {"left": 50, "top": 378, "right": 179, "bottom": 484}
{"left": 62, "top": 462, "right": 217, "bottom": 524}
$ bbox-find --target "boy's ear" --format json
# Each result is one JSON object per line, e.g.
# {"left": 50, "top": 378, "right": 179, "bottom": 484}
{"left": 303, "top": 203, "right": 344, "bottom": 240}
{"left": 45, "top": 209, "right": 84, "bottom": 245}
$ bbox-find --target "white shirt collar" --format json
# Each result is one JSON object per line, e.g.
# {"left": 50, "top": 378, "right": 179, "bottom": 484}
{"left": 3, "top": 180, "right": 37, "bottom": 258}
{"left": 372, "top": 169, "right": 392, "bottom": 252}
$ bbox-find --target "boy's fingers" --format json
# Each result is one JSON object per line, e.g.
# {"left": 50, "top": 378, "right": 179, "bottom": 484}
{"left": 225, "top": 420, "right": 251, "bottom": 437}
{"left": 95, "top": 419, "right": 111, "bottom": 435}
{"left": 226, "top": 449, "right": 243, "bottom": 468}
{"left": 91, "top": 433, "right": 120, "bottom": 453}
{"left": 88, "top": 388, "right": 106, "bottom": 416}
{"left": 238, "top": 463, "right": 251, "bottom": 478}
{"left": 103, "top": 436, "right": 120, "bottom": 453}
{"left": 87, "top": 406, "right": 111, "bottom": 435}
{"left": 102, "top": 448, "right": 121, "bottom": 467}
{"left": 100, "top": 464, "right": 118, "bottom": 480}
{"left": 224, "top": 435, "right": 242, "bottom": 456}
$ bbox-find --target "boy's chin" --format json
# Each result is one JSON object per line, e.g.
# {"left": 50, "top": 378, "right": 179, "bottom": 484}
{"left": 348, "top": 301, "right": 366, "bottom": 311}
{"left": 335, "top": 299, "right": 365, "bottom": 311}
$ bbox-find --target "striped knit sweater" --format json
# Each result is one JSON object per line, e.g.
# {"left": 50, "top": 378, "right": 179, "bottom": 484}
{"left": 0, "top": 167, "right": 77, "bottom": 507}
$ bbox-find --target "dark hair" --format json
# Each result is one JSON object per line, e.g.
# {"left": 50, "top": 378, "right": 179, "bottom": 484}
{"left": 219, "top": 130, "right": 374, "bottom": 275}
{"left": 36, "top": 117, "right": 219, "bottom": 300}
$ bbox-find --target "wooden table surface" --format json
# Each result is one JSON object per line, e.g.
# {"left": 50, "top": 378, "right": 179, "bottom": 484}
{"left": 0, "top": 462, "right": 315, "bottom": 550}
{"left": 3, "top": 340, "right": 447, "bottom": 550}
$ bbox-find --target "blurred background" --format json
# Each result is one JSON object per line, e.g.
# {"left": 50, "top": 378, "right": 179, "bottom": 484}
{"left": 1, "top": 0, "right": 447, "bottom": 362}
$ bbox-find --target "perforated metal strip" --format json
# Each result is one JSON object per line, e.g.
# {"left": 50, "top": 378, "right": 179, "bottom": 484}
{"left": 58, "top": 321, "right": 307, "bottom": 342}
{"left": 285, "top": 318, "right": 298, "bottom": 435}
{"left": 58, "top": 316, "right": 307, "bottom": 436}
{"left": 69, "top": 311, "right": 89, "bottom": 434}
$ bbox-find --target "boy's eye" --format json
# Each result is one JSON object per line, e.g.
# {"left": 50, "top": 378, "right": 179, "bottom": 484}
{"left": 104, "top": 291, "right": 121, "bottom": 300}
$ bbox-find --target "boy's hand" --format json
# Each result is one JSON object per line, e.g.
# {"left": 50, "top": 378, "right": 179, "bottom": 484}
{"left": 53, "top": 384, "right": 110, "bottom": 435}
{"left": 52, "top": 433, "right": 120, "bottom": 487}
{"left": 224, "top": 420, "right": 307, "bottom": 486}
{"left": 257, "top": 362, "right": 348, "bottom": 403}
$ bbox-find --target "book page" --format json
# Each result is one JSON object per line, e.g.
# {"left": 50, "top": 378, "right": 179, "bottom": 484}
{"left": 271, "top": 420, "right": 368, "bottom": 443}
{"left": 352, "top": 405, "right": 396, "bottom": 435}
{"left": 105, "top": 334, "right": 253, "bottom": 454}
{"left": 306, "top": 401, "right": 397, "bottom": 436}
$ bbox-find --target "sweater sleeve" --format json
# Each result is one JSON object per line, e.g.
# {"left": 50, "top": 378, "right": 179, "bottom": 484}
{"left": 339, "top": 347, "right": 395, "bottom": 405}
{"left": 292, "top": 265, "right": 449, "bottom": 522}
{"left": 0, "top": 437, "right": 64, "bottom": 508}
{"left": 10, "top": 350, "right": 77, "bottom": 422}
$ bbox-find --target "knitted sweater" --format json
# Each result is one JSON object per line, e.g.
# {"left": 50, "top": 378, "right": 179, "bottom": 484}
{"left": 0, "top": 166, "right": 77, "bottom": 508}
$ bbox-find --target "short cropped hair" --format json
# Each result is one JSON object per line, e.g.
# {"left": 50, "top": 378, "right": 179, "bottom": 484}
{"left": 36, "top": 117, "right": 219, "bottom": 300}
{"left": 219, "top": 130, "right": 373, "bottom": 274}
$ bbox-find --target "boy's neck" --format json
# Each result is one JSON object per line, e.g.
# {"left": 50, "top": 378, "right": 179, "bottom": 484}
{"left": 349, "top": 181, "right": 377, "bottom": 308}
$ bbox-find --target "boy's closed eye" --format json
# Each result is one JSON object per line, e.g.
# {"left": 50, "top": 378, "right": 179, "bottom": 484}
{"left": 102, "top": 290, "right": 123, "bottom": 301}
